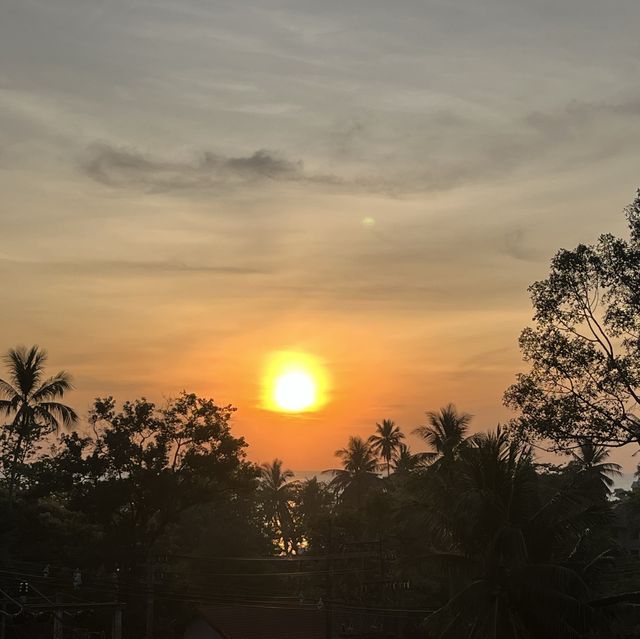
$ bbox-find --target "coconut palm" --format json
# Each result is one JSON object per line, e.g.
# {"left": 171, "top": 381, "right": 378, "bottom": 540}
{"left": 424, "top": 554, "right": 592, "bottom": 639}
{"left": 393, "top": 443, "right": 418, "bottom": 475}
{"left": 325, "top": 436, "right": 379, "bottom": 506}
{"left": 368, "top": 419, "right": 405, "bottom": 476}
{"left": 570, "top": 440, "right": 622, "bottom": 496}
{"left": 0, "top": 345, "right": 77, "bottom": 499}
{"left": 295, "top": 477, "right": 331, "bottom": 521}
{"left": 292, "top": 477, "right": 332, "bottom": 550}
{"left": 413, "top": 403, "right": 472, "bottom": 467}
{"left": 259, "top": 458, "right": 296, "bottom": 553}
{"left": 417, "top": 429, "right": 597, "bottom": 638}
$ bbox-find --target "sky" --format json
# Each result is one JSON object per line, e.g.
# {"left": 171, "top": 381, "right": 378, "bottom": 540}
{"left": 1, "top": 0, "right": 640, "bottom": 471}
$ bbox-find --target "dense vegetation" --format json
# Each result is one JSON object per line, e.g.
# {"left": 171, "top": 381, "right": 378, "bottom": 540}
{"left": 3, "top": 193, "right": 640, "bottom": 638}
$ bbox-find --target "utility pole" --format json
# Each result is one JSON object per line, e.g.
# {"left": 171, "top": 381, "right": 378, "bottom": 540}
{"left": 145, "top": 562, "right": 155, "bottom": 639}
{"left": 325, "top": 519, "right": 333, "bottom": 639}
{"left": 378, "top": 537, "right": 385, "bottom": 583}
{"left": 112, "top": 606, "right": 122, "bottom": 639}
{"left": 53, "top": 594, "right": 63, "bottom": 639}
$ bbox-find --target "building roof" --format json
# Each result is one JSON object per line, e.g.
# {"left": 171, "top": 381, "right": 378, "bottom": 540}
{"left": 196, "top": 604, "right": 326, "bottom": 639}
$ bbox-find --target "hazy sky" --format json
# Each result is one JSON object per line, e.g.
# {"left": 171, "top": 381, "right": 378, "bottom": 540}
{"left": 2, "top": 0, "right": 640, "bottom": 470}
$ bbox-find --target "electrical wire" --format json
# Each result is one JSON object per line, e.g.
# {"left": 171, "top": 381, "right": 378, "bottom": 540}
{"left": 0, "top": 588, "right": 24, "bottom": 617}
{"left": 0, "top": 552, "right": 437, "bottom": 622}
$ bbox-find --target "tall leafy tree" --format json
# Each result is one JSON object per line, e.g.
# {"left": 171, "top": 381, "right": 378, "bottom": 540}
{"left": 17, "top": 391, "right": 264, "bottom": 639}
{"left": 505, "top": 191, "right": 640, "bottom": 449}
{"left": 58, "top": 392, "right": 255, "bottom": 567}
{"left": 368, "top": 419, "right": 405, "bottom": 476}
{"left": 0, "top": 345, "right": 77, "bottom": 499}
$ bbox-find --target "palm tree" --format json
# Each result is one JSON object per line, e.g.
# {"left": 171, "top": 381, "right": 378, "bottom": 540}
{"left": 0, "top": 345, "right": 77, "bottom": 499}
{"left": 295, "top": 477, "right": 331, "bottom": 521}
{"left": 417, "top": 429, "right": 597, "bottom": 638}
{"left": 368, "top": 419, "right": 404, "bottom": 476}
{"left": 570, "top": 440, "right": 622, "bottom": 496}
{"left": 325, "top": 436, "right": 379, "bottom": 506}
{"left": 413, "top": 403, "right": 471, "bottom": 467}
{"left": 259, "top": 459, "right": 296, "bottom": 553}
{"left": 393, "top": 443, "right": 418, "bottom": 475}
{"left": 293, "top": 477, "right": 332, "bottom": 550}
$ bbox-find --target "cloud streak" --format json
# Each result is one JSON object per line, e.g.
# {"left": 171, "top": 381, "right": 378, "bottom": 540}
{"left": 0, "top": 257, "right": 267, "bottom": 276}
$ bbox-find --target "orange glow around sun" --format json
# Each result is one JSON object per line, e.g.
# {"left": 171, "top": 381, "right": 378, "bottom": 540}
{"left": 262, "top": 351, "right": 330, "bottom": 413}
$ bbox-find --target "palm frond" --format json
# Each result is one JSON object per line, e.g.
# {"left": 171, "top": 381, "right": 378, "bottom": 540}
{"left": 4, "top": 345, "right": 47, "bottom": 395}
{"left": 31, "top": 405, "right": 59, "bottom": 430}
{"left": 34, "top": 401, "right": 78, "bottom": 430}
{"left": 0, "top": 397, "right": 20, "bottom": 416}
{"left": 0, "top": 378, "right": 20, "bottom": 400}
{"left": 31, "top": 372, "right": 74, "bottom": 401}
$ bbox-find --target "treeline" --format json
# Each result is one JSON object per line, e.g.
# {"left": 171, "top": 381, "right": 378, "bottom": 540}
{"left": 263, "top": 408, "right": 633, "bottom": 637}
{"left": 4, "top": 191, "right": 640, "bottom": 638}
{"left": 0, "top": 347, "right": 638, "bottom": 638}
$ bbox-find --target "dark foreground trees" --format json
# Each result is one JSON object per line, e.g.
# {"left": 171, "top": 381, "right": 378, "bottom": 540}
{"left": 259, "top": 458, "right": 296, "bottom": 553}
{"left": 29, "top": 392, "right": 260, "bottom": 566}
{"left": 0, "top": 386, "right": 268, "bottom": 637}
{"left": 0, "top": 352, "right": 635, "bottom": 637}
{"left": 408, "top": 430, "right": 609, "bottom": 638}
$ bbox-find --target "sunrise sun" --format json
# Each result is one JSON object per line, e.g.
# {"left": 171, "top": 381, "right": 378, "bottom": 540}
{"left": 263, "top": 351, "right": 329, "bottom": 413}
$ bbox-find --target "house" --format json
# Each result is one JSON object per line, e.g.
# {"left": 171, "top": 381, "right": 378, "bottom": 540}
{"left": 183, "top": 605, "right": 326, "bottom": 639}
{"left": 183, "top": 604, "right": 396, "bottom": 639}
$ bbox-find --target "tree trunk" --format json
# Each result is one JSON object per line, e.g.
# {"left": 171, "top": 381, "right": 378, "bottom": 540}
{"left": 7, "top": 426, "right": 25, "bottom": 506}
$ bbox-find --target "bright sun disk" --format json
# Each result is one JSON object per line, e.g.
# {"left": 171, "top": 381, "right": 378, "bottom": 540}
{"left": 274, "top": 370, "right": 316, "bottom": 411}
{"left": 263, "top": 351, "right": 329, "bottom": 413}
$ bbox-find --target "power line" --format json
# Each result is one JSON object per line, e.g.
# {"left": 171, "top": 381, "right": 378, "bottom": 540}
{"left": 0, "top": 588, "right": 24, "bottom": 617}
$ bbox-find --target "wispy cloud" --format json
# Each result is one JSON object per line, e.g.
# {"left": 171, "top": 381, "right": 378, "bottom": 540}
{"left": 0, "top": 256, "right": 268, "bottom": 276}
{"left": 79, "top": 91, "right": 640, "bottom": 198}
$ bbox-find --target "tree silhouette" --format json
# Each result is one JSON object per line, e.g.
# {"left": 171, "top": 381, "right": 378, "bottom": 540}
{"left": 292, "top": 477, "right": 332, "bottom": 551}
{"left": 569, "top": 440, "right": 622, "bottom": 498}
{"left": 79, "top": 392, "right": 251, "bottom": 567}
{"left": 0, "top": 345, "right": 77, "bottom": 500}
{"left": 326, "top": 436, "right": 379, "bottom": 506}
{"left": 259, "top": 458, "right": 296, "bottom": 553}
{"left": 416, "top": 429, "right": 598, "bottom": 639}
{"left": 392, "top": 442, "right": 418, "bottom": 475}
{"left": 505, "top": 191, "right": 640, "bottom": 449}
{"left": 413, "top": 403, "right": 472, "bottom": 467}
{"left": 0, "top": 343, "right": 631, "bottom": 636}
{"left": 368, "top": 419, "right": 404, "bottom": 476}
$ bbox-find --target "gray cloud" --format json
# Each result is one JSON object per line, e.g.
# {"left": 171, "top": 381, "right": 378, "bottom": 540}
{"left": 81, "top": 142, "right": 343, "bottom": 192}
